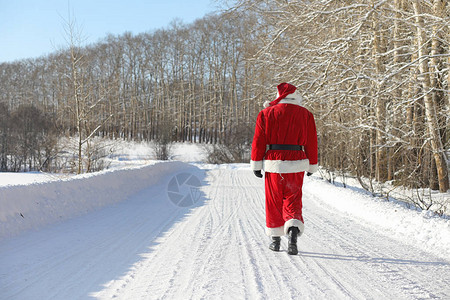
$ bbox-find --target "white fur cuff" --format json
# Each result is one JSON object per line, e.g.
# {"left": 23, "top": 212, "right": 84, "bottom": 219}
{"left": 265, "top": 226, "right": 285, "bottom": 237}
{"left": 250, "top": 160, "right": 263, "bottom": 171}
{"left": 308, "top": 164, "right": 318, "bottom": 173}
{"left": 284, "top": 219, "right": 305, "bottom": 236}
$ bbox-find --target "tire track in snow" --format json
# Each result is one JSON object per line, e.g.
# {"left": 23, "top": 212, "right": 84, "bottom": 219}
{"left": 95, "top": 168, "right": 250, "bottom": 299}
{"left": 186, "top": 168, "right": 257, "bottom": 299}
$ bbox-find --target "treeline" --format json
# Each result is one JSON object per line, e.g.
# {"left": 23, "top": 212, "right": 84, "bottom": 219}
{"left": 0, "top": 14, "right": 264, "bottom": 142}
{"left": 0, "top": 1, "right": 449, "bottom": 193}
{"left": 0, "top": 13, "right": 265, "bottom": 173}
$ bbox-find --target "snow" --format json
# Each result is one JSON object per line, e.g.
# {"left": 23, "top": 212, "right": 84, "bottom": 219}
{"left": 0, "top": 142, "right": 449, "bottom": 299}
{"left": 0, "top": 161, "right": 197, "bottom": 239}
{"left": 0, "top": 142, "right": 206, "bottom": 239}
{"left": 304, "top": 178, "right": 450, "bottom": 261}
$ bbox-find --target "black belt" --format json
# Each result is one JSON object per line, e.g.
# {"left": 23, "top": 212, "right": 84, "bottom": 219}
{"left": 268, "top": 144, "right": 304, "bottom": 151}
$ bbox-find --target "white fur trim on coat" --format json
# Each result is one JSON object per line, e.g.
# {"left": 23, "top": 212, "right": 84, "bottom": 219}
{"left": 265, "top": 226, "right": 285, "bottom": 237}
{"left": 250, "top": 160, "right": 263, "bottom": 171}
{"left": 308, "top": 164, "right": 318, "bottom": 173}
{"left": 263, "top": 159, "right": 310, "bottom": 173}
{"left": 284, "top": 219, "right": 305, "bottom": 236}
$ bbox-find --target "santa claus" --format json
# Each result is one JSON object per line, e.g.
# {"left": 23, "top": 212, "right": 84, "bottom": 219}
{"left": 251, "top": 82, "right": 318, "bottom": 255}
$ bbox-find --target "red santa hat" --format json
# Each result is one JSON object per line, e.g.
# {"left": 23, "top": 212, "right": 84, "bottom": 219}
{"left": 263, "top": 82, "right": 297, "bottom": 108}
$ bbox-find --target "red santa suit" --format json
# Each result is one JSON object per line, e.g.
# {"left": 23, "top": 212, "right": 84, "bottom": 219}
{"left": 251, "top": 83, "right": 318, "bottom": 237}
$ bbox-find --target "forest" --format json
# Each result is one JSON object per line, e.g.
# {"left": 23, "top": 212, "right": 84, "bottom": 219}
{"left": 0, "top": 1, "right": 449, "bottom": 199}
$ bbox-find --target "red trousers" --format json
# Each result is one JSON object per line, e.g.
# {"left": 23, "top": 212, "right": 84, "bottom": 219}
{"left": 265, "top": 172, "right": 304, "bottom": 230}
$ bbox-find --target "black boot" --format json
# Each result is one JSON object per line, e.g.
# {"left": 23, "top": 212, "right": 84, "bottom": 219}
{"left": 287, "top": 227, "right": 299, "bottom": 255}
{"left": 269, "top": 236, "right": 281, "bottom": 252}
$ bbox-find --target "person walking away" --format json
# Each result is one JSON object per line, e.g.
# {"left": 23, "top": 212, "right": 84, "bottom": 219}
{"left": 251, "top": 82, "right": 318, "bottom": 255}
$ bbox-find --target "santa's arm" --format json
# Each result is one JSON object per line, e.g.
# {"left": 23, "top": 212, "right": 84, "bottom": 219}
{"left": 305, "top": 112, "right": 318, "bottom": 173}
{"left": 250, "top": 111, "right": 266, "bottom": 171}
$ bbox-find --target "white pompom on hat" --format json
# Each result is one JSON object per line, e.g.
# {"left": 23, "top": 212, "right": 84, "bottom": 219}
{"left": 263, "top": 82, "right": 297, "bottom": 108}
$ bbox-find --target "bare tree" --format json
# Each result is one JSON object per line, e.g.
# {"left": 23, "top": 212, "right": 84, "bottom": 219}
{"left": 62, "top": 12, "right": 112, "bottom": 173}
{"left": 413, "top": 0, "right": 449, "bottom": 192}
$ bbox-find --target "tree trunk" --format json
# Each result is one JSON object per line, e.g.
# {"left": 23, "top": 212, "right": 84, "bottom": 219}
{"left": 372, "top": 6, "right": 387, "bottom": 182}
{"left": 413, "top": 0, "right": 449, "bottom": 192}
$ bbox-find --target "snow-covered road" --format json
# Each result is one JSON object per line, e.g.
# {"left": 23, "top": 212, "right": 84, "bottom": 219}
{"left": 1, "top": 164, "right": 449, "bottom": 299}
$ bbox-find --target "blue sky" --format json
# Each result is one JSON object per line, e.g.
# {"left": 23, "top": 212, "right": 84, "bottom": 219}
{"left": 0, "top": 0, "right": 217, "bottom": 63}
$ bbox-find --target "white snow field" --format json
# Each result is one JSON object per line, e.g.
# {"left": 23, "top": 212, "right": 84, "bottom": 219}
{"left": 1, "top": 144, "right": 449, "bottom": 299}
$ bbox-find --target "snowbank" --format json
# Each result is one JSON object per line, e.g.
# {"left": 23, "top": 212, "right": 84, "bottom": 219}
{"left": 0, "top": 172, "right": 67, "bottom": 187}
{"left": 0, "top": 161, "right": 198, "bottom": 240}
{"left": 0, "top": 142, "right": 206, "bottom": 188}
{"left": 304, "top": 177, "right": 450, "bottom": 260}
